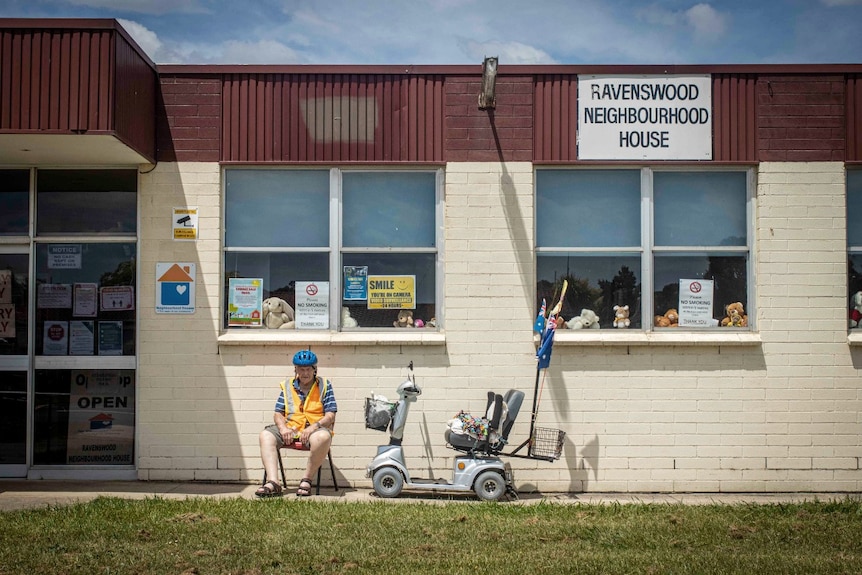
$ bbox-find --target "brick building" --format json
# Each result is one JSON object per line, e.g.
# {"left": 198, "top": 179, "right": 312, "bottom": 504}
{"left": 1, "top": 18, "right": 861, "bottom": 493}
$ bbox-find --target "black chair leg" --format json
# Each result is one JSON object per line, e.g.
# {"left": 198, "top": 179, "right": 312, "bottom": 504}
{"left": 264, "top": 449, "right": 337, "bottom": 495}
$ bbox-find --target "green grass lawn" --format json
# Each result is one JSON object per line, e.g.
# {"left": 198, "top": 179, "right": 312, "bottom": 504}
{"left": 1, "top": 497, "right": 861, "bottom": 574}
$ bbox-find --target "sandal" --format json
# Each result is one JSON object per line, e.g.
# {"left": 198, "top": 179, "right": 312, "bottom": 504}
{"left": 296, "top": 478, "right": 312, "bottom": 497}
{"left": 255, "top": 480, "right": 283, "bottom": 498}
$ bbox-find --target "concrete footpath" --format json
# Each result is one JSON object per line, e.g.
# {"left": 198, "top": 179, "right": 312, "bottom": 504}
{"left": 1, "top": 480, "right": 858, "bottom": 511}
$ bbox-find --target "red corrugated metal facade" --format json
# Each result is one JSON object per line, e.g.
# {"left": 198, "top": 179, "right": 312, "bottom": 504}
{"left": 0, "top": 20, "right": 156, "bottom": 162}
{"left": 221, "top": 73, "right": 445, "bottom": 163}
{"left": 849, "top": 75, "right": 862, "bottom": 162}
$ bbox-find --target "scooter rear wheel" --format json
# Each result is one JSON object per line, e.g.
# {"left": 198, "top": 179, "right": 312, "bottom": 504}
{"left": 473, "top": 470, "right": 506, "bottom": 501}
{"left": 372, "top": 467, "right": 404, "bottom": 498}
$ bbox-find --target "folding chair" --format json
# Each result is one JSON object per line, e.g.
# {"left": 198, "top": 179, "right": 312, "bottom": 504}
{"left": 263, "top": 448, "right": 338, "bottom": 496}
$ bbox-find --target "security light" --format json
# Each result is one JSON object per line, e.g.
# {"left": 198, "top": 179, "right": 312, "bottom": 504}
{"left": 479, "top": 56, "right": 498, "bottom": 110}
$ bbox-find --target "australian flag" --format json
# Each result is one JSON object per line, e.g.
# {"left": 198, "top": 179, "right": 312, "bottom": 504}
{"left": 533, "top": 298, "right": 546, "bottom": 333}
{"left": 536, "top": 314, "right": 556, "bottom": 369}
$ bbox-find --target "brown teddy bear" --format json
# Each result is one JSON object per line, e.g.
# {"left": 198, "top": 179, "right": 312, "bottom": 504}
{"left": 653, "top": 308, "right": 679, "bottom": 328}
{"left": 393, "top": 309, "right": 414, "bottom": 327}
{"left": 720, "top": 302, "right": 748, "bottom": 327}
{"left": 613, "top": 304, "right": 630, "bottom": 328}
{"left": 262, "top": 296, "right": 295, "bottom": 329}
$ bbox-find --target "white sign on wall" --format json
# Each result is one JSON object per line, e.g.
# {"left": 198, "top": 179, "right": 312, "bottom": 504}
{"left": 678, "top": 279, "right": 716, "bottom": 327}
{"left": 295, "top": 281, "right": 329, "bottom": 329}
{"left": 578, "top": 75, "right": 712, "bottom": 160}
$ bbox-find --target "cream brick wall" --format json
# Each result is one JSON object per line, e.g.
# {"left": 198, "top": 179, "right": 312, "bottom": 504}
{"left": 135, "top": 161, "right": 862, "bottom": 492}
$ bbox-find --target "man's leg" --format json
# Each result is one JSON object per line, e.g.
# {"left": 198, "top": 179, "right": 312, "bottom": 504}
{"left": 302, "top": 428, "right": 333, "bottom": 484}
{"left": 259, "top": 426, "right": 284, "bottom": 487}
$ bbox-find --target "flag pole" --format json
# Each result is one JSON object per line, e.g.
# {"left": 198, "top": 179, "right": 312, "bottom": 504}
{"left": 512, "top": 280, "right": 567, "bottom": 458}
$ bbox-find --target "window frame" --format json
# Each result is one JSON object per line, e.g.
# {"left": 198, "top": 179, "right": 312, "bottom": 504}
{"left": 535, "top": 165, "right": 756, "bottom": 333}
{"left": 221, "top": 166, "right": 445, "bottom": 335}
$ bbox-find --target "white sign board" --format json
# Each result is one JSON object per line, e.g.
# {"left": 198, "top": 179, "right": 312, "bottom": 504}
{"left": 295, "top": 281, "right": 329, "bottom": 329}
{"left": 678, "top": 279, "right": 717, "bottom": 327}
{"left": 578, "top": 75, "right": 712, "bottom": 160}
{"left": 155, "top": 263, "right": 196, "bottom": 314}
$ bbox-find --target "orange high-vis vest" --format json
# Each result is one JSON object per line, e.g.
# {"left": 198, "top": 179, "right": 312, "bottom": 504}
{"left": 279, "top": 377, "right": 331, "bottom": 431}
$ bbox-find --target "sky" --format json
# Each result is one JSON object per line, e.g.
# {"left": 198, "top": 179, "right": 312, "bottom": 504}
{"left": 1, "top": 0, "right": 861, "bottom": 66}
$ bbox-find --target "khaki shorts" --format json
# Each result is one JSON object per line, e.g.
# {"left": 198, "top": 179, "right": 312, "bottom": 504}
{"left": 264, "top": 424, "right": 331, "bottom": 449}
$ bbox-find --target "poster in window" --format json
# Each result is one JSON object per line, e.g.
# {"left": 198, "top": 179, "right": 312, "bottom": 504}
{"left": 343, "top": 266, "right": 368, "bottom": 301}
{"left": 47, "top": 244, "right": 82, "bottom": 269}
{"left": 97, "top": 321, "right": 123, "bottom": 356}
{"left": 73, "top": 283, "right": 99, "bottom": 317}
{"left": 295, "top": 281, "right": 329, "bottom": 329}
{"left": 43, "top": 321, "right": 69, "bottom": 355}
{"left": 70, "top": 320, "right": 95, "bottom": 356}
{"left": 66, "top": 370, "right": 135, "bottom": 465}
{"left": 38, "top": 284, "right": 72, "bottom": 309}
{"left": 367, "top": 275, "right": 416, "bottom": 309}
{"left": 228, "top": 278, "right": 263, "bottom": 326}
{"left": 0, "top": 270, "right": 12, "bottom": 338}
{"left": 100, "top": 286, "right": 135, "bottom": 311}
{"left": 0, "top": 269, "right": 10, "bottom": 303}
{"left": 678, "top": 279, "right": 717, "bottom": 327}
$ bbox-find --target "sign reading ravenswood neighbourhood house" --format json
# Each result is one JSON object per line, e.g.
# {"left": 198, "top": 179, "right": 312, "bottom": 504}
{"left": 578, "top": 75, "right": 712, "bottom": 160}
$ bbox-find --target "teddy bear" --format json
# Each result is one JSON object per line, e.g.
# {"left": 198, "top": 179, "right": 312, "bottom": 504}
{"left": 342, "top": 307, "right": 358, "bottom": 328}
{"left": 262, "top": 297, "right": 295, "bottom": 329}
{"left": 566, "top": 308, "right": 600, "bottom": 330}
{"left": 613, "top": 305, "right": 630, "bottom": 328}
{"left": 654, "top": 308, "right": 679, "bottom": 328}
{"left": 850, "top": 291, "right": 862, "bottom": 328}
{"left": 720, "top": 302, "right": 748, "bottom": 327}
{"left": 393, "top": 309, "right": 414, "bottom": 327}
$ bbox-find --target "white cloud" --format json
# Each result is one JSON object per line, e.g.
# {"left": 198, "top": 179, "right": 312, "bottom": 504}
{"left": 463, "top": 40, "right": 557, "bottom": 65}
{"left": 116, "top": 19, "right": 161, "bottom": 60}
{"left": 66, "top": 0, "right": 207, "bottom": 14}
{"left": 685, "top": 4, "right": 727, "bottom": 42}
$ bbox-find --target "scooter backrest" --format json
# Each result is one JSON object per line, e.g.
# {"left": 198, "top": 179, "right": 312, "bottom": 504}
{"left": 500, "top": 389, "right": 525, "bottom": 440}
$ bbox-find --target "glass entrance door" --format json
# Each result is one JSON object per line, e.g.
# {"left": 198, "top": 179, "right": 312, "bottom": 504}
{"left": 0, "top": 250, "right": 30, "bottom": 477}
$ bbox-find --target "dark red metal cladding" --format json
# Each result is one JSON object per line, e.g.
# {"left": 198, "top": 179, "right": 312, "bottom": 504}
{"left": 0, "top": 22, "right": 156, "bottom": 162}
{"left": 533, "top": 75, "right": 577, "bottom": 162}
{"left": 221, "top": 73, "right": 445, "bottom": 162}
{"left": 713, "top": 74, "right": 757, "bottom": 162}
{"left": 849, "top": 75, "right": 862, "bottom": 162}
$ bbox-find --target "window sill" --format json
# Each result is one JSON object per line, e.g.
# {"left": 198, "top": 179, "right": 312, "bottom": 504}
{"left": 548, "top": 330, "right": 762, "bottom": 347}
{"left": 218, "top": 329, "right": 446, "bottom": 347}
{"left": 847, "top": 331, "right": 862, "bottom": 345}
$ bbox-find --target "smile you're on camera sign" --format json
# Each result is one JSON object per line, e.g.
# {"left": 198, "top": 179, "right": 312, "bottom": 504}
{"left": 577, "top": 75, "right": 712, "bottom": 160}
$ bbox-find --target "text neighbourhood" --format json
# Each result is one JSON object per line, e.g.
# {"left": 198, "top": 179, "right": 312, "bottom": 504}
{"left": 678, "top": 279, "right": 716, "bottom": 327}
{"left": 67, "top": 370, "right": 135, "bottom": 465}
{"left": 296, "top": 281, "right": 330, "bottom": 329}
{"left": 367, "top": 275, "right": 416, "bottom": 310}
{"left": 578, "top": 75, "right": 712, "bottom": 160}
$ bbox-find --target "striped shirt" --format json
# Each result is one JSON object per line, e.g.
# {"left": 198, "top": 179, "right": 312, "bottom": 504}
{"left": 274, "top": 376, "right": 338, "bottom": 415}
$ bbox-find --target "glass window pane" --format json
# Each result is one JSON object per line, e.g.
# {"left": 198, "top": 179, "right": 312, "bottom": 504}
{"left": 34, "top": 369, "right": 135, "bottom": 465}
{"left": 342, "top": 172, "right": 436, "bottom": 248}
{"left": 37, "top": 170, "right": 137, "bottom": 235}
{"left": 35, "top": 243, "right": 137, "bottom": 355}
{"left": 654, "top": 254, "right": 748, "bottom": 327}
{"left": 536, "top": 170, "right": 641, "bottom": 248}
{"left": 537, "top": 253, "right": 642, "bottom": 329}
{"left": 224, "top": 252, "right": 329, "bottom": 329}
{"left": 0, "top": 371, "right": 27, "bottom": 464}
{"left": 848, "top": 171, "right": 862, "bottom": 247}
{"left": 225, "top": 170, "right": 329, "bottom": 247}
{"left": 0, "top": 170, "right": 30, "bottom": 235}
{"left": 654, "top": 172, "right": 747, "bottom": 247}
{"left": 0, "top": 253, "right": 29, "bottom": 355}
{"left": 342, "top": 253, "right": 436, "bottom": 328}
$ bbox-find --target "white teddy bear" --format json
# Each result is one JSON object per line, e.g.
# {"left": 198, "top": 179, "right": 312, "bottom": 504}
{"left": 342, "top": 306, "right": 358, "bottom": 328}
{"left": 262, "top": 296, "right": 295, "bottom": 329}
{"left": 850, "top": 291, "right": 862, "bottom": 328}
{"left": 567, "top": 308, "right": 601, "bottom": 330}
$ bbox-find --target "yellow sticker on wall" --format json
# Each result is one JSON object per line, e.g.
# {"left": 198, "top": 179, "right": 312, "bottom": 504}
{"left": 367, "top": 275, "right": 415, "bottom": 309}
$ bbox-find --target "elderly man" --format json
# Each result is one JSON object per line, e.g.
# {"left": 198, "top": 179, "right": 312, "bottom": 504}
{"left": 256, "top": 349, "right": 337, "bottom": 497}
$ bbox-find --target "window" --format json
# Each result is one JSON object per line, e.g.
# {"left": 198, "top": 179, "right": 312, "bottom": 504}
{"left": 536, "top": 168, "right": 751, "bottom": 330}
{"left": 847, "top": 170, "right": 862, "bottom": 329}
{"left": 224, "top": 168, "right": 441, "bottom": 330}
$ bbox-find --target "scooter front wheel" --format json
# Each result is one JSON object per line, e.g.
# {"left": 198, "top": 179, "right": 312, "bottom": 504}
{"left": 473, "top": 470, "right": 506, "bottom": 501}
{"left": 372, "top": 467, "right": 404, "bottom": 498}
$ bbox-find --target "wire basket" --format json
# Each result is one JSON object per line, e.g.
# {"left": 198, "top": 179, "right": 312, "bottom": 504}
{"left": 364, "top": 397, "right": 397, "bottom": 432}
{"left": 530, "top": 427, "right": 566, "bottom": 461}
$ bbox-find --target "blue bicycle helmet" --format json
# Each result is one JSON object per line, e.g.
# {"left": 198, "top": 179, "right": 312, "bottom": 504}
{"left": 293, "top": 349, "right": 318, "bottom": 366}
